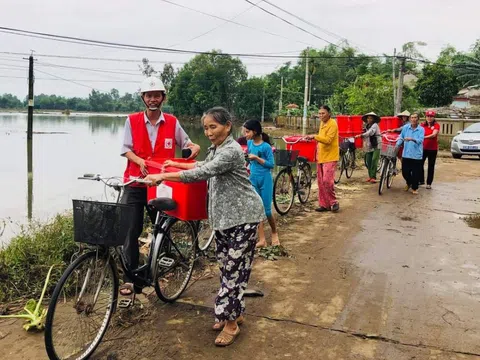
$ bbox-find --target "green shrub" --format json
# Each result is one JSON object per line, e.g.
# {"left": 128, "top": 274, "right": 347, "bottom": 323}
{"left": 0, "top": 214, "right": 76, "bottom": 303}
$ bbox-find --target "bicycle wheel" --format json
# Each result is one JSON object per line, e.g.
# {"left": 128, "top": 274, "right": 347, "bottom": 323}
{"left": 334, "top": 153, "right": 345, "bottom": 184}
{"left": 196, "top": 219, "right": 215, "bottom": 252}
{"left": 378, "top": 158, "right": 388, "bottom": 195}
{"left": 345, "top": 151, "right": 354, "bottom": 179}
{"left": 45, "top": 251, "right": 118, "bottom": 360}
{"left": 154, "top": 218, "right": 197, "bottom": 303}
{"left": 386, "top": 159, "right": 395, "bottom": 188}
{"left": 273, "top": 168, "right": 295, "bottom": 216}
{"left": 297, "top": 162, "right": 312, "bottom": 204}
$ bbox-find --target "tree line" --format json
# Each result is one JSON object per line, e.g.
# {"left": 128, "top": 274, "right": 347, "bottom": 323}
{"left": 1, "top": 39, "right": 479, "bottom": 118}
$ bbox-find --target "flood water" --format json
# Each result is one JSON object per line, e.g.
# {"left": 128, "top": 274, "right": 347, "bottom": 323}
{"left": 0, "top": 112, "right": 256, "bottom": 245}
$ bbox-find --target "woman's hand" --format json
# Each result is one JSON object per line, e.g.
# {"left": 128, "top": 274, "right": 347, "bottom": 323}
{"left": 305, "top": 135, "right": 315, "bottom": 140}
{"left": 144, "top": 173, "right": 164, "bottom": 186}
{"left": 354, "top": 134, "right": 361, "bottom": 139}
{"left": 163, "top": 160, "right": 176, "bottom": 168}
{"left": 247, "top": 154, "right": 259, "bottom": 161}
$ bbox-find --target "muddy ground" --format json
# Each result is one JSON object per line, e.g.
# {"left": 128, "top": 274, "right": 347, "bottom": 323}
{"left": 1, "top": 154, "right": 480, "bottom": 360}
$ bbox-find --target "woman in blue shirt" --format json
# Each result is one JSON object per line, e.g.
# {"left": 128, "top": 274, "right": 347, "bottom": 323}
{"left": 243, "top": 120, "right": 280, "bottom": 247}
{"left": 396, "top": 113, "right": 425, "bottom": 195}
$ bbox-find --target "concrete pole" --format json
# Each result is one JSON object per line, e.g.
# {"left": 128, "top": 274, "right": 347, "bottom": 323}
{"left": 302, "top": 48, "right": 309, "bottom": 135}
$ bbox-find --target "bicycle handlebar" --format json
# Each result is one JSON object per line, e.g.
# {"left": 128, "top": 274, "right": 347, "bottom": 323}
{"left": 78, "top": 174, "right": 152, "bottom": 187}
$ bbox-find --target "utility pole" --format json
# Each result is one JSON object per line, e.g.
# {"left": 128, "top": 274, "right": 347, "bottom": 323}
{"left": 26, "top": 51, "right": 35, "bottom": 140}
{"left": 392, "top": 48, "right": 396, "bottom": 115}
{"left": 302, "top": 48, "right": 309, "bottom": 135}
{"left": 261, "top": 85, "right": 265, "bottom": 122}
{"left": 395, "top": 56, "right": 406, "bottom": 115}
{"left": 278, "top": 76, "right": 283, "bottom": 113}
{"left": 308, "top": 75, "right": 313, "bottom": 106}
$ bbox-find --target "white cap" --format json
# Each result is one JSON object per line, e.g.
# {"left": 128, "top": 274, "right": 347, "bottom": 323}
{"left": 140, "top": 76, "right": 166, "bottom": 93}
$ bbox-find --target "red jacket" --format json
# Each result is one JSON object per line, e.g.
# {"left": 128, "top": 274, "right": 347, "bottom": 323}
{"left": 123, "top": 112, "right": 177, "bottom": 183}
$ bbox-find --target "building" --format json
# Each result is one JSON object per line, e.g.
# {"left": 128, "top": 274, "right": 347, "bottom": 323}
{"left": 452, "top": 87, "right": 480, "bottom": 109}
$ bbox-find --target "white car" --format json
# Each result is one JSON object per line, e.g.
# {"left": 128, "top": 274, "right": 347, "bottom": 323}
{"left": 451, "top": 122, "right": 480, "bottom": 159}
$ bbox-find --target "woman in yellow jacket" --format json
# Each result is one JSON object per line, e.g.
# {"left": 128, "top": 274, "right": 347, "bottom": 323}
{"left": 306, "top": 105, "right": 340, "bottom": 212}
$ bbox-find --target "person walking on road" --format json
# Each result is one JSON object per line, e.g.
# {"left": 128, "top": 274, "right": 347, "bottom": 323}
{"left": 420, "top": 110, "right": 440, "bottom": 189}
{"left": 306, "top": 105, "right": 340, "bottom": 212}
{"left": 396, "top": 113, "right": 425, "bottom": 195}
{"left": 356, "top": 112, "right": 381, "bottom": 183}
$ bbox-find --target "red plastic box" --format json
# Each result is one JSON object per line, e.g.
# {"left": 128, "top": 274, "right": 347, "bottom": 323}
{"left": 146, "top": 159, "right": 208, "bottom": 221}
{"left": 283, "top": 136, "right": 317, "bottom": 162}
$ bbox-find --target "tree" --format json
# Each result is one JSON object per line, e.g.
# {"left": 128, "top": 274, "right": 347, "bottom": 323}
{"left": 139, "top": 58, "right": 156, "bottom": 77}
{"left": 234, "top": 77, "right": 275, "bottom": 120}
{"left": 415, "top": 64, "right": 460, "bottom": 107}
{"left": 0, "top": 93, "right": 23, "bottom": 109}
{"left": 169, "top": 50, "right": 247, "bottom": 115}
{"left": 454, "top": 39, "right": 480, "bottom": 87}
{"left": 330, "top": 74, "right": 419, "bottom": 116}
{"left": 160, "top": 63, "right": 176, "bottom": 91}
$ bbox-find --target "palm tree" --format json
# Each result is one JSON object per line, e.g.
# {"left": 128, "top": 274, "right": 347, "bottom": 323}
{"left": 454, "top": 54, "right": 480, "bottom": 87}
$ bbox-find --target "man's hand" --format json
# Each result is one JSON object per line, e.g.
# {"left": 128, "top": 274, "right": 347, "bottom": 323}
{"left": 138, "top": 158, "right": 148, "bottom": 176}
{"left": 186, "top": 143, "right": 200, "bottom": 159}
{"left": 404, "top": 137, "right": 413, "bottom": 142}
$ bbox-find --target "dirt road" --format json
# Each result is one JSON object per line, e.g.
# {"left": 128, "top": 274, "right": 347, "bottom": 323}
{"left": 2, "top": 156, "right": 480, "bottom": 360}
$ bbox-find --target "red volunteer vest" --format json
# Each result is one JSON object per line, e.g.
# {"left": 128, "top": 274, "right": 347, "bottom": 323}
{"left": 123, "top": 112, "right": 177, "bottom": 183}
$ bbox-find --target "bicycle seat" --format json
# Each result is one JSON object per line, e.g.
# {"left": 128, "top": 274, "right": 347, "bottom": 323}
{"left": 297, "top": 156, "right": 308, "bottom": 163}
{"left": 148, "top": 197, "right": 177, "bottom": 212}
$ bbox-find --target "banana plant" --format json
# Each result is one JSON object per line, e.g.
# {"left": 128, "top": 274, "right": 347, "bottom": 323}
{"left": 0, "top": 265, "right": 54, "bottom": 331}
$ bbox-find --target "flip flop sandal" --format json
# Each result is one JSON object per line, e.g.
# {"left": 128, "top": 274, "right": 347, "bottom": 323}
{"left": 215, "top": 326, "right": 240, "bottom": 347}
{"left": 118, "top": 283, "right": 136, "bottom": 309}
{"left": 212, "top": 316, "right": 245, "bottom": 331}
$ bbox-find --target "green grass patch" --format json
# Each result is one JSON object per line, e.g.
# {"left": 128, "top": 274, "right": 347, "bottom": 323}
{"left": 0, "top": 214, "right": 77, "bottom": 304}
{"left": 464, "top": 214, "right": 480, "bottom": 229}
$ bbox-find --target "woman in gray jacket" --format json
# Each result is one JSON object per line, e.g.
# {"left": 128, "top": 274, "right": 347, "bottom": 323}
{"left": 356, "top": 112, "right": 382, "bottom": 183}
{"left": 145, "top": 107, "right": 265, "bottom": 347}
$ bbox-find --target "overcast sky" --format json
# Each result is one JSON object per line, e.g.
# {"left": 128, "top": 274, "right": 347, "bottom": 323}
{"left": 1, "top": 0, "right": 479, "bottom": 99}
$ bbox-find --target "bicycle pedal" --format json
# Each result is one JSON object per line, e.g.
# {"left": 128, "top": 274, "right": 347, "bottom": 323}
{"left": 158, "top": 256, "right": 175, "bottom": 268}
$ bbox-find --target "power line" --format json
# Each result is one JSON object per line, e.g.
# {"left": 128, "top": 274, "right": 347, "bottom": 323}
{"left": 243, "top": 0, "right": 342, "bottom": 49}
{"left": 167, "top": 0, "right": 263, "bottom": 48}
{"left": 260, "top": 0, "right": 379, "bottom": 54}
{"left": 34, "top": 68, "right": 106, "bottom": 91}
{"left": 0, "top": 75, "right": 138, "bottom": 83}
{"left": 0, "top": 26, "right": 319, "bottom": 59}
{"left": 157, "top": 0, "right": 313, "bottom": 47}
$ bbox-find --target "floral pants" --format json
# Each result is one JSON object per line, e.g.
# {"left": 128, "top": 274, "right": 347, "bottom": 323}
{"left": 214, "top": 223, "right": 259, "bottom": 322}
{"left": 317, "top": 161, "right": 338, "bottom": 208}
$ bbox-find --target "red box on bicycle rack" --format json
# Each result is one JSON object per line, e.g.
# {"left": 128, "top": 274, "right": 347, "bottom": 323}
{"left": 284, "top": 136, "right": 317, "bottom": 162}
{"left": 146, "top": 158, "right": 208, "bottom": 221}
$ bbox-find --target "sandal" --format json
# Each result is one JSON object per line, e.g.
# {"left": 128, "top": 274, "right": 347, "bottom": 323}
{"left": 118, "top": 283, "right": 136, "bottom": 309}
{"left": 215, "top": 326, "right": 240, "bottom": 347}
{"left": 212, "top": 315, "right": 244, "bottom": 331}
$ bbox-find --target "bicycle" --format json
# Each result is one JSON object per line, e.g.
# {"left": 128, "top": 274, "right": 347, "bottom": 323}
{"left": 335, "top": 137, "right": 356, "bottom": 184}
{"left": 378, "top": 142, "right": 399, "bottom": 195}
{"left": 273, "top": 148, "right": 313, "bottom": 216}
{"left": 45, "top": 174, "right": 200, "bottom": 360}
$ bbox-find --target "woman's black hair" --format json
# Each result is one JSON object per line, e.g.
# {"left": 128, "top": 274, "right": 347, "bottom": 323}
{"left": 202, "top": 106, "right": 233, "bottom": 134}
{"left": 319, "top": 105, "right": 331, "bottom": 113}
{"left": 243, "top": 119, "right": 271, "bottom": 144}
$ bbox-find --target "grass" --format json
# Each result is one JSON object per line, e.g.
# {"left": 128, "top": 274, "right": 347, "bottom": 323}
{"left": 464, "top": 214, "right": 480, "bottom": 229}
{"left": 438, "top": 138, "right": 451, "bottom": 151}
{"left": 0, "top": 214, "right": 77, "bottom": 304}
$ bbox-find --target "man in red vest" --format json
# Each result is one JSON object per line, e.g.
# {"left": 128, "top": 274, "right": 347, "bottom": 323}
{"left": 120, "top": 76, "right": 200, "bottom": 298}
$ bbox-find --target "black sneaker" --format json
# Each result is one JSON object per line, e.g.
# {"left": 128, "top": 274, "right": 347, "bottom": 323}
{"left": 315, "top": 207, "right": 329, "bottom": 212}
{"left": 331, "top": 203, "right": 340, "bottom": 212}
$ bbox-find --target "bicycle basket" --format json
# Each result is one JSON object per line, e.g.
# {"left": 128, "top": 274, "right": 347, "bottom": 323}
{"left": 275, "top": 149, "right": 299, "bottom": 167}
{"left": 381, "top": 143, "right": 397, "bottom": 158}
{"left": 72, "top": 200, "right": 135, "bottom": 247}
